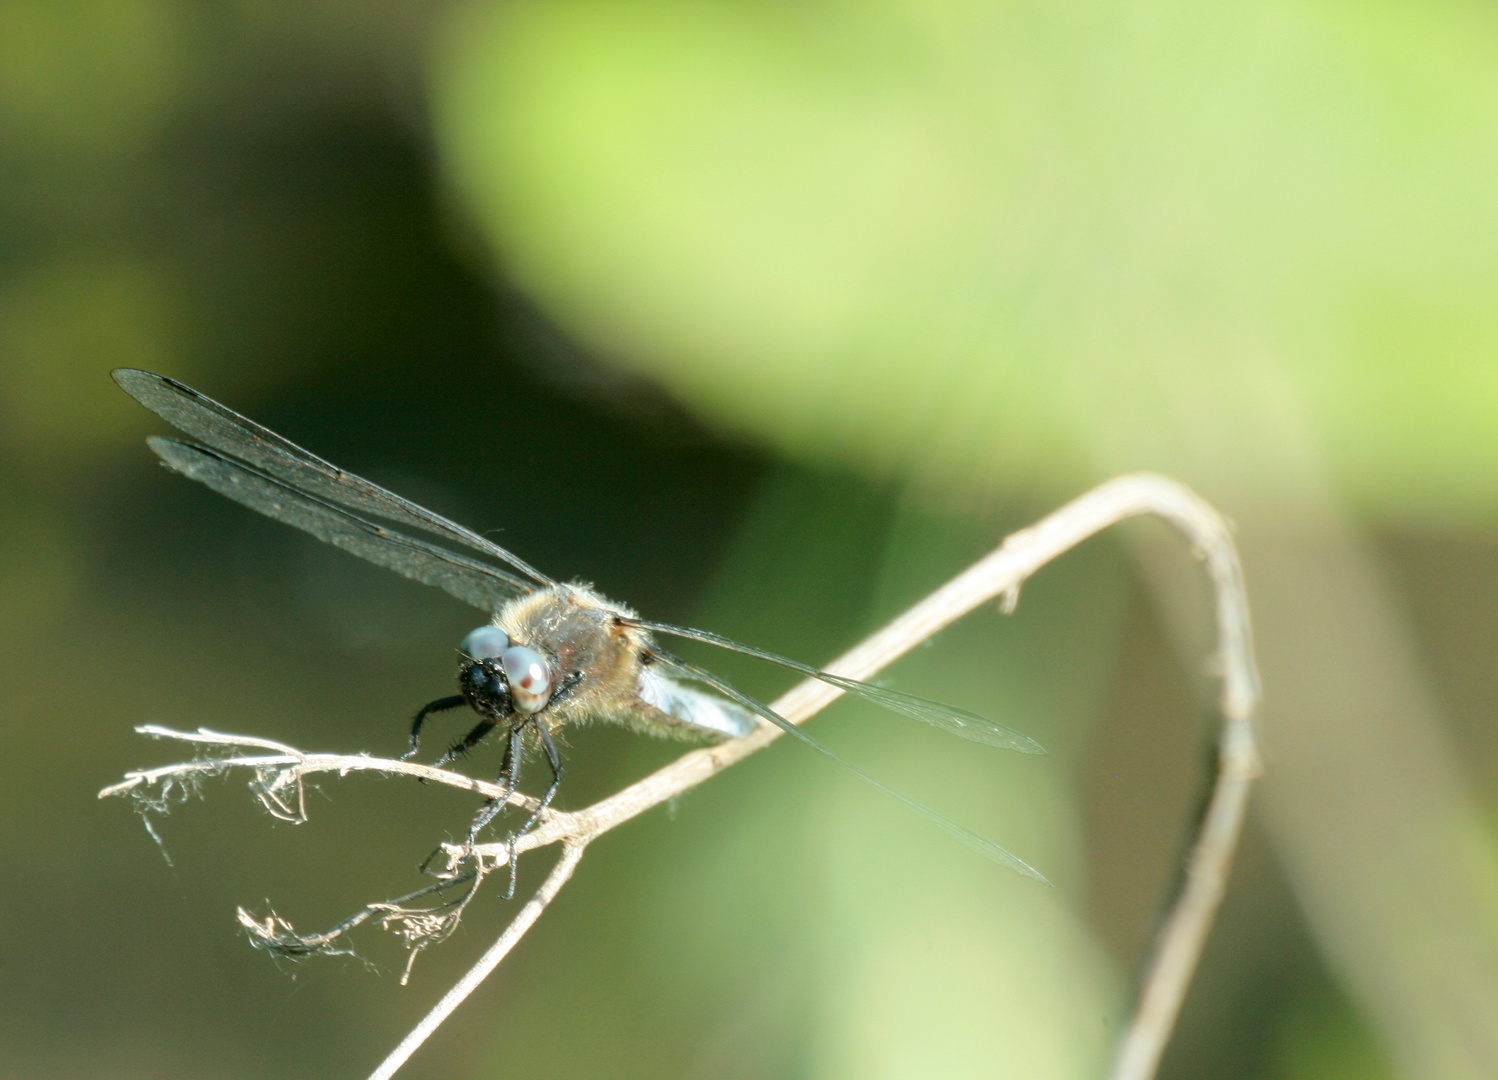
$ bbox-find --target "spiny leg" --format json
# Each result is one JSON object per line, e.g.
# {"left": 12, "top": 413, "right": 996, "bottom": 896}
{"left": 465, "top": 721, "right": 526, "bottom": 843}
{"left": 500, "top": 719, "right": 564, "bottom": 899}
{"left": 433, "top": 715, "right": 500, "bottom": 770}
{"left": 421, "top": 721, "right": 522, "bottom": 878}
{"left": 403, "top": 695, "right": 466, "bottom": 760}
{"left": 525, "top": 720, "right": 564, "bottom": 833}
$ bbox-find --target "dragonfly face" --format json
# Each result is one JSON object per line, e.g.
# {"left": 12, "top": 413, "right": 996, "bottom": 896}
{"left": 456, "top": 625, "right": 553, "bottom": 720}
{"left": 112, "top": 368, "right": 1050, "bottom": 882}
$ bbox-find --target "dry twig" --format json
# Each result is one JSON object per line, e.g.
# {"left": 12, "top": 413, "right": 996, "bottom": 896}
{"left": 101, "top": 473, "right": 1259, "bottom": 1080}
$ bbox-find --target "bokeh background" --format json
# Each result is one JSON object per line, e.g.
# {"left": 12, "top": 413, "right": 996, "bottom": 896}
{"left": 3, "top": 1, "right": 1497, "bottom": 1078}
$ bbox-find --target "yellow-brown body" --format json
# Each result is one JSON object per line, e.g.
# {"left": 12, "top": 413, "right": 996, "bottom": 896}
{"left": 492, "top": 583, "right": 746, "bottom": 742}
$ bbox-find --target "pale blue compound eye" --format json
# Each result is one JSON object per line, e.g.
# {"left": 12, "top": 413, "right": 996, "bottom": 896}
{"left": 460, "top": 626, "right": 510, "bottom": 660}
{"left": 502, "top": 644, "right": 552, "bottom": 713}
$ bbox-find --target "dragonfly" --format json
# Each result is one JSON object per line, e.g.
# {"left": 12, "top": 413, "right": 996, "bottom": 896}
{"left": 113, "top": 369, "right": 1048, "bottom": 883}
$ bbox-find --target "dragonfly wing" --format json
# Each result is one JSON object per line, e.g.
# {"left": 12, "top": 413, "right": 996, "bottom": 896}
{"left": 114, "top": 369, "right": 555, "bottom": 588}
{"left": 636, "top": 666, "right": 759, "bottom": 739}
{"left": 626, "top": 619, "right": 1044, "bottom": 754}
{"left": 801, "top": 676, "right": 1044, "bottom": 753}
{"left": 149, "top": 437, "right": 527, "bottom": 612}
{"left": 654, "top": 649, "right": 1050, "bottom": 883}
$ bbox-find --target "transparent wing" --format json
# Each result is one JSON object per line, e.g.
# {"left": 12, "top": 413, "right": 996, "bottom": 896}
{"left": 652, "top": 649, "right": 1049, "bottom": 883}
{"left": 113, "top": 368, "right": 555, "bottom": 589}
{"left": 148, "top": 437, "right": 529, "bottom": 612}
{"left": 627, "top": 619, "right": 1045, "bottom": 754}
{"left": 636, "top": 666, "right": 758, "bottom": 739}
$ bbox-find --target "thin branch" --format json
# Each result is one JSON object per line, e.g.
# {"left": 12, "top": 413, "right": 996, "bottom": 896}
{"left": 365, "top": 842, "right": 586, "bottom": 1080}
{"left": 1105, "top": 485, "right": 1261, "bottom": 1080}
{"left": 100, "top": 725, "right": 544, "bottom": 813}
{"left": 101, "top": 473, "right": 1259, "bottom": 1080}
{"left": 237, "top": 868, "right": 483, "bottom": 966}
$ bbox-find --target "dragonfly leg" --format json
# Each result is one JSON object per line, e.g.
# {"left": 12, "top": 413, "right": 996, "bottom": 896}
{"left": 465, "top": 721, "right": 526, "bottom": 843}
{"left": 404, "top": 695, "right": 467, "bottom": 759}
{"left": 433, "top": 715, "right": 499, "bottom": 769}
{"left": 499, "top": 720, "right": 563, "bottom": 899}
{"left": 420, "top": 722, "right": 520, "bottom": 879}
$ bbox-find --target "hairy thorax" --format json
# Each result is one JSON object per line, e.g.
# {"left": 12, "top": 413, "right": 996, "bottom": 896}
{"left": 491, "top": 584, "right": 650, "bottom": 729}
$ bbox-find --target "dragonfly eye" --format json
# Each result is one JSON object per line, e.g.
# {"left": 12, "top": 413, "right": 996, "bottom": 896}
{"left": 502, "top": 645, "right": 552, "bottom": 713}
{"left": 460, "top": 626, "right": 510, "bottom": 660}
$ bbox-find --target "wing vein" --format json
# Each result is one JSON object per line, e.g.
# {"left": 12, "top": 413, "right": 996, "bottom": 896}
{"left": 148, "top": 437, "right": 530, "bottom": 612}
{"left": 113, "top": 368, "right": 555, "bottom": 588}
{"left": 628, "top": 619, "right": 1044, "bottom": 754}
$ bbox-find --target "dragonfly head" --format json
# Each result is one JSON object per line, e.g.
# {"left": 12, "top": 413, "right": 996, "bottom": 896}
{"left": 457, "top": 626, "right": 554, "bottom": 717}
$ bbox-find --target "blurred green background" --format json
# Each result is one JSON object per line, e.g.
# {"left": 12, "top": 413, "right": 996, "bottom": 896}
{"left": 3, "top": 0, "right": 1497, "bottom": 1077}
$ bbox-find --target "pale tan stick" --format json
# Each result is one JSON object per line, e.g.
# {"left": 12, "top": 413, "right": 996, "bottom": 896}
{"left": 365, "top": 842, "right": 586, "bottom": 1080}
{"left": 101, "top": 473, "right": 1259, "bottom": 1080}
{"left": 99, "top": 725, "right": 544, "bottom": 813}
{"left": 1103, "top": 488, "right": 1261, "bottom": 1080}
